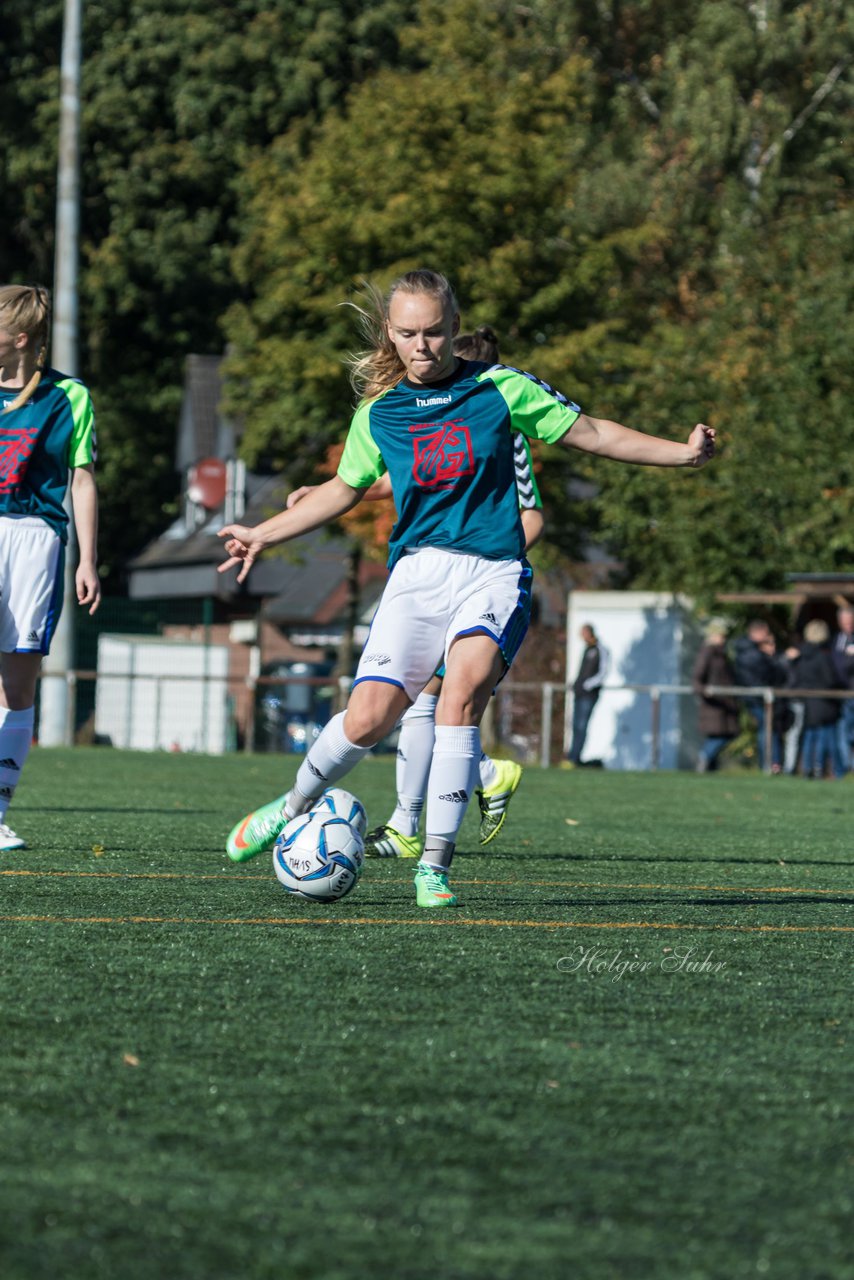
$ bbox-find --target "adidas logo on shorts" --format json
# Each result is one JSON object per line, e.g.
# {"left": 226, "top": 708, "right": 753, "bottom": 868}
{"left": 438, "top": 790, "right": 468, "bottom": 803}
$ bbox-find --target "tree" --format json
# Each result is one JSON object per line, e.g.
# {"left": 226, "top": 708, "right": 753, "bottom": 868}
{"left": 0, "top": 0, "right": 417, "bottom": 580}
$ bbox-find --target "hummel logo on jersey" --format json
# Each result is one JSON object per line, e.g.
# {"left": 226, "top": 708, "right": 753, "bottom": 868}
{"left": 438, "top": 789, "right": 468, "bottom": 803}
{"left": 0, "top": 757, "right": 20, "bottom": 770}
{"left": 307, "top": 761, "right": 328, "bottom": 780}
{"left": 479, "top": 611, "right": 499, "bottom": 626}
{"left": 415, "top": 394, "right": 453, "bottom": 407}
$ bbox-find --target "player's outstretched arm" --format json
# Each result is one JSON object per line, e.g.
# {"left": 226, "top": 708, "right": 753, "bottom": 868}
{"left": 219, "top": 475, "right": 364, "bottom": 583}
{"left": 564, "top": 415, "right": 716, "bottom": 469}
{"left": 287, "top": 471, "right": 392, "bottom": 509}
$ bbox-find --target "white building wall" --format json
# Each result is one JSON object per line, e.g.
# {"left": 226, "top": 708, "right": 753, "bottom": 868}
{"left": 95, "top": 635, "right": 230, "bottom": 753}
{"left": 565, "top": 591, "right": 703, "bottom": 770}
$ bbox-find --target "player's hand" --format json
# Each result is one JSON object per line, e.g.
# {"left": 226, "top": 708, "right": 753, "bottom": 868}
{"left": 218, "top": 524, "right": 265, "bottom": 583}
{"left": 286, "top": 485, "right": 316, "bottom": 509}
{"left": 687, "top": 424, "right": 716, "bottom": 468}
{"left": 76, "top": 563, "right": 101, "bottom": 615}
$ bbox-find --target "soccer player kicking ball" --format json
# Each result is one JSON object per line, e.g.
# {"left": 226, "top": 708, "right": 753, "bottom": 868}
{"left": 219, "top": 269, "right": 715, "bottom": 908}
{"left": 284, "top": 325, "right": 543, "bottom": 859}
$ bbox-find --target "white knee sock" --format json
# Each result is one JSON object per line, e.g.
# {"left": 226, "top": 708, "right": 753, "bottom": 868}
{"left": 389, "top": 693, "right": 437, "bottom": 836}
{"left": 424, "top": 724, "right": 480, "bottom": 848}
{"left": 288, "top": 712, "right": 370, "bottom": 817}
{"left": 0, "top": 706, "right": 34, "bottom": 822}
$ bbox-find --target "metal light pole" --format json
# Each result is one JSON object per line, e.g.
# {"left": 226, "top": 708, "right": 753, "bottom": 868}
{"left": 39, "top": 0, "right": 82, "bottom": 746}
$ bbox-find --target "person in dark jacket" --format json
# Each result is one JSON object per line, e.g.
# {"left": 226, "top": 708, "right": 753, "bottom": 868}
{"left": 692, "top": 628, "right": 740, "bottom": 771}
{"left": 566, "top": 624, "right": 609, "bottom": 766}
{"left": 789, "top": 619, "right": 844, "bottom": 778}
{"left": 832, "top": 605, "right": 854, "bottom": 774}
{"left": 732, "top": 620, "right": 789, "bottom": 772}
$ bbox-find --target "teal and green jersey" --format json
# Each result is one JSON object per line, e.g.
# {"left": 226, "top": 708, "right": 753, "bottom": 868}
{"left": 0, "top": 368, "right": 96, "bottom": 542}
{"left": 338, "top": 359, "right": 577, "bottom": 568}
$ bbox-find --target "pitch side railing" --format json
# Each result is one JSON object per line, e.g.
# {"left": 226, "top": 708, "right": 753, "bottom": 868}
{"left": 35, "top": 670, "right": 853, "bottom": 773}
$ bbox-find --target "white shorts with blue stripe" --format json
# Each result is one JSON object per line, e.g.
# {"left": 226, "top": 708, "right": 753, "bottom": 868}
{"left": 0, "top": 515, "right": 65, "bottom": 655}
{"left": 354, "top": 547, "right": 533, "bottom": 702}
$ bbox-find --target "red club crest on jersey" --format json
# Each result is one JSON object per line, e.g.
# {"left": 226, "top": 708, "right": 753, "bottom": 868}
{"left": 0, "top": 425, "right": 40, "bottom": 493}
{"left": 410, "top": 419, "right": 475, "bottom": 490}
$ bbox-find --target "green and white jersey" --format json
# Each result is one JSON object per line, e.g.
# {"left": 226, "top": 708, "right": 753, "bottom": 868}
{"left": 338, "top": 360, "right": 576, "bottom": 568}
{"left": 0, "top": 368, "right": 96, "bottom": 542}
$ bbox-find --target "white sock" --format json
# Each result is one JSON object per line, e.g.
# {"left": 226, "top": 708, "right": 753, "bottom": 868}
{"left": 288, "top": 712, "right": 369, "bottom": 817}
{"left": 389, "top": 693, "right": 437, "bottom": 836}
{"left": 0, "top": 706, "right": 34, "bottom": 822}
{"left": 478, "top": 752, "right": 498, "bottom": 790}
{"left": 425, "top": 724, "right": 480, "bottom": 844}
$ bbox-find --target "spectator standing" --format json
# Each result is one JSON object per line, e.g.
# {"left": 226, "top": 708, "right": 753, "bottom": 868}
{"left": 566, "top": 624, "right": 609, "bottom": 766}
{"left": 692, "top": 627, "right": 739, "bottom": 772}
{"left": 831, "top": 605, "right": 854, "bottom": 774}
{"left": 732, "top": 620, "right": 789, "bottom": 773}
{"left": 788, "top": 619, "right": 844, "bottom": 779}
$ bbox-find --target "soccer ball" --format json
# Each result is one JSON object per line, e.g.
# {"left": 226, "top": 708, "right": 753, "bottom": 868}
{"left": 310, "top": 787, "right": 367, "bottom": 836}
{"left": 273, "top": 811, "right": 365, "bottom": 902}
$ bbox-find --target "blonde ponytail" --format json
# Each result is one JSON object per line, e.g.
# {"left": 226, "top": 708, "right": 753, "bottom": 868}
{"left": 0, "top": 284, "right": 50, "bottom": 413}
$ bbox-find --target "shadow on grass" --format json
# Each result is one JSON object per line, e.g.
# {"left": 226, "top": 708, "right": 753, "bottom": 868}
{"left": 25, "top": 806, "right": 213, "bottom": 815}
{"left": 456, "top": 849, "right": 854, "bottom": 869}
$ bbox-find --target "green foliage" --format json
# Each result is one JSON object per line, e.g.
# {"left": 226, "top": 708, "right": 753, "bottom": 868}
{"left": 1, "top": 0, "right": 416, "bottom": 579}
{"left": 224, "top": 0, "right": 853, "bottom": 585}
{"left": 1, "top": 0, "right": 851, "bottom": 589}
{"left": 597, "top": 206, "right": 854, "bottom": 601}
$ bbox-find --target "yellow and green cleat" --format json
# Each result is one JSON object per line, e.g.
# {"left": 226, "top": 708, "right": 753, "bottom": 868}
{"left": 363, "top": 824, "right": 423, "bottom": 859}
{"left": 476, "top": 759, "right": 523, "bottom": 845}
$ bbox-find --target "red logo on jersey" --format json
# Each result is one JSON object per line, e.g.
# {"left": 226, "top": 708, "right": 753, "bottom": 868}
{"left": 410, "top": 419, "right": 475, "bottom": 489}
{"left": 0, "top": 425, "right": 40, "bottom": 493}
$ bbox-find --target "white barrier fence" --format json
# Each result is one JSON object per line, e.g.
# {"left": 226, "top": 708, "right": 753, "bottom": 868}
{"left": 37, "top": 669, "right": 854, "bottom": 774}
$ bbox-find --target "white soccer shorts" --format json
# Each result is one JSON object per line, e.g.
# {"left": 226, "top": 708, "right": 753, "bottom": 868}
{"left": 0, "top": 516, "right": 65, "bottom": 655}
{"left": 354, "top": 547, "right": 533, "bottom": 701}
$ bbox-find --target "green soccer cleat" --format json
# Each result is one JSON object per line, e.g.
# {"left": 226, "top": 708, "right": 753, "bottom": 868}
{"left": 363, "top": 823, "right": 423, "bottom": 859}
{"left": 477, "top": 758, "right": 523, "bottom": 845}
{"left": 226, "top": 793, "right": 290, "bottom": 863}
{"left": 414, "top": 864, "right": 458, "bottom": 908}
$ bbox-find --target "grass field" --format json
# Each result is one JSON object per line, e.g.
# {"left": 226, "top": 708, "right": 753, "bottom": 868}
{"left": 1, "top": 748, "right": 851, "bottom": 1280}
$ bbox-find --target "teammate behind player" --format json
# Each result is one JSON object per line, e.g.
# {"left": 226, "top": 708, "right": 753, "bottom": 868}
{"left": 219, "top": 270, "right": 715, "bottom": 908}
{"left": 0, "top": 284, "right": 100, "bottom": 850}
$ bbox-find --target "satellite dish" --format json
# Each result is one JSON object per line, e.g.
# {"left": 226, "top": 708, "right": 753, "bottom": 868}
{"left": 187, "top": 457, "right": 227, "bottom": 509}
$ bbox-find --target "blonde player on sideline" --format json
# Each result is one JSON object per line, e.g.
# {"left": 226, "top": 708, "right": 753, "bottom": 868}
{"left": 0, "top": 285, "right": 100, "bottom": 850}
{"left": 219, "top": 269, "right": 715, "bottom": 908}
{"left": 284, "top": 325, "right": 543, "bottom": 857}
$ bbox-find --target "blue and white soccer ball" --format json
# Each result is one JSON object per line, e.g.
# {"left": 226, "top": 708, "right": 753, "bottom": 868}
{"left": 273, "top": 811, "right": 365, "bottom": 902}
{"left": 310, "top": 787, "right": 367, "bottom": 837}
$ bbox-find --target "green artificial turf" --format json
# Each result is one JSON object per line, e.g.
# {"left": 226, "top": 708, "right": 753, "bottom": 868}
{"left": 1, "top": 749, "right": 851, "bottom": 1280}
